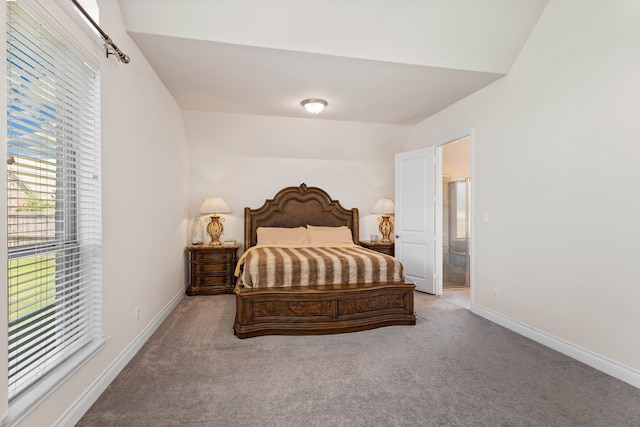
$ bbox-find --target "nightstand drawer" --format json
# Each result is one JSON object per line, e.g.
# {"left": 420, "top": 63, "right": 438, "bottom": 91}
{"left": 193, "top": 274, "right": 234, "bottom": 286}
{"left": 359, "top": 240, "right": 394, "bottom": 256}
{"left": 192, "top": 262, "right": 232, "bottom": 274}
{"left": 191, "top": 250, "right": 235, "bottom": 262}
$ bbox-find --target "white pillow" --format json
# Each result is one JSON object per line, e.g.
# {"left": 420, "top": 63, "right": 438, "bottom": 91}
{"left": 256, "top": 226, "right": 309, "bottom": 245}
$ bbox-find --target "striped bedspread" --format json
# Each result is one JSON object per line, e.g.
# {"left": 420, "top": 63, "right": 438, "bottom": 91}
{"left": 236, "top": 244, "right": 405, "bottom": 288}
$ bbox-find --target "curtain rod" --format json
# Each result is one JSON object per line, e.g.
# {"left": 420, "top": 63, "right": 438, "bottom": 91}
{"left": 70, "top": 0, "right": 130, "bottom": 64}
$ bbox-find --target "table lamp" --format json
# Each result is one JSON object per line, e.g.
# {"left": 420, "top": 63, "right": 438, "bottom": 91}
{"left": 199, "top": 196, "right": 231, "bottom": 245}
{"left": 372, "top": 198, "right": 395, "bottom": 243}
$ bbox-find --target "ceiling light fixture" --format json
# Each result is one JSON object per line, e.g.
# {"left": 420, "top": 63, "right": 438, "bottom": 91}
{"left": 301, "top": 98, "right": 327, "bottom": 114}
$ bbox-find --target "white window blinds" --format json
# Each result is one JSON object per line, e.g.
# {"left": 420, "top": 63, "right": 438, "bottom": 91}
{"left": 6, "top": 0, "right": 103, "bottom": 403}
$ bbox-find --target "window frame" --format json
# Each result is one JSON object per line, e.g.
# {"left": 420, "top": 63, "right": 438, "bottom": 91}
{"left": 4, "top": 0, "right": 104, "bottom": 422}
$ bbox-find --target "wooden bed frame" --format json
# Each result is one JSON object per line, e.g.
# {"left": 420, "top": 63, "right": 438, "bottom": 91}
{"left": 233, "top": 183, "right": 416, "bottom": 338}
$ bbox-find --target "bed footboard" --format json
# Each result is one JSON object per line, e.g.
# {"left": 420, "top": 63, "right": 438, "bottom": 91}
{"left": 233, "top": 282, "right": 416, "bottom": 338}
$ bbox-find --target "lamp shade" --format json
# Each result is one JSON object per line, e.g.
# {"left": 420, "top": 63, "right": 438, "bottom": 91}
{"left": 199, "top": 196, "right": 231, "bottom": 214}
{"left": 372, "top": 198, "right": 395, "bottom": 214}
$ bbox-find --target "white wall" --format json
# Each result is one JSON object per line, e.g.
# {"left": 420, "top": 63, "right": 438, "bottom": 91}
{"left": 185, "top": 111, "right": 410, "bottom": 243}
{"left": 406, "top": 0, "right": 640, "bottom": 379}
{"left": 5, "top": 1, "right": 190, "bottom": 425}
{"left": 442, "top": 136, "right": 471, "bottom": 178}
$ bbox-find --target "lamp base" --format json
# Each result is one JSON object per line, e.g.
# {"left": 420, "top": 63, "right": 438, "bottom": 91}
{"left": 378, "top": 215, "right": 394, "bottom": 243}
{"left": 206, "top": 215, "right": 225, "bottom": 245}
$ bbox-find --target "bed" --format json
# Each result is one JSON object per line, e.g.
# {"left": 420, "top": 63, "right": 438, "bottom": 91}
{"left": 233, "top": 183, "right": 416, "bottom": 338}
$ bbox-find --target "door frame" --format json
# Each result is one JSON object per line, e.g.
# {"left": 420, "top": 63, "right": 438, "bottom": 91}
{"left": 434, "top": 130, "right": 474, "bottom": 303}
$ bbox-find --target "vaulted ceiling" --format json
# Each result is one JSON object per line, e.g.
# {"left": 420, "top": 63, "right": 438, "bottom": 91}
{"left": 119, "top": 0, "right": 548, "bottom": 125}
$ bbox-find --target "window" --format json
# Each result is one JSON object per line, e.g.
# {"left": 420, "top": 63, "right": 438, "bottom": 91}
{"left": 453, "top": 180, "right": 467, "bottom": 240}
{"left": 6, "top": 0, "right": 103, "bottom": 406}
{"left": 447, "top": 179, "right": 469, "bottom": 255}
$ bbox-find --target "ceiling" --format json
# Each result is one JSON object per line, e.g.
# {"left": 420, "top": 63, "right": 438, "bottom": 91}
{"left": 118, "top": 0, "right": 548, "bottom": 125}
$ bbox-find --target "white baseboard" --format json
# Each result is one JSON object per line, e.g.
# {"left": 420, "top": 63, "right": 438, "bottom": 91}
{"left": 472, "top": 304, "right": 640, "bottom": 390}
{"left": 55, "top": 288, "right": 186, "bottom": 427}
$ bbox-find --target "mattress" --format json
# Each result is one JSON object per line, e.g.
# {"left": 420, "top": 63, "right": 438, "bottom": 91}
{"left": 236, "top": 244, "right": 404, "bottom": 288}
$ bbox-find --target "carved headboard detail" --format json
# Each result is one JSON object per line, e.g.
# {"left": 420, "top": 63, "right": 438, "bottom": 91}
{"left": 244, "top": 183, "right": 359, "bottom": 250}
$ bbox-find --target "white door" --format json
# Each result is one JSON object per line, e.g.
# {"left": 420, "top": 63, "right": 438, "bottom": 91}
{"left": 395, "top": 147, "right": 440, "bottom": 294}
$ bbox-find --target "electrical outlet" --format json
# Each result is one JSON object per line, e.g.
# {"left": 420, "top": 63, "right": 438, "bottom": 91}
{"left": 492, "top": 288, "right": 499, "bottom": 299}
{"left": 134, "top": 305, "right": 140, "bottom": 321}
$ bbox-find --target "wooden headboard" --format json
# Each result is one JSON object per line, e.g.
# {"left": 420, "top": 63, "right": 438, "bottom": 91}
{"left": 244, "top": 183, "right": 359, "bottom": 250}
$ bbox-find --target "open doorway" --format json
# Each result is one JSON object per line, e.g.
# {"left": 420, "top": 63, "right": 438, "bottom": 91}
{"left": 441, "top": 137, "right": 471, "bottom": 309}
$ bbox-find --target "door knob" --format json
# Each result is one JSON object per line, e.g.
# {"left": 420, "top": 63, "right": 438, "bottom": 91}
{"left": 395, "top": 234, "right": 400, "bottom": 238}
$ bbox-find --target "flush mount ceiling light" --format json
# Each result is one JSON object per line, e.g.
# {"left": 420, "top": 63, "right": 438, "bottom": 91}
{"left": 301, "top": 98, "right": 327, "bottom": 114}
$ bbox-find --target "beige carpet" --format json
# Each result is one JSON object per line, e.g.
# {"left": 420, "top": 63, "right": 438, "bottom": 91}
{"left": 442, "top": 287, "right": 470, "bottom": 310}
{"left": 77, "top": 292, "right": 640, "bottom": 426}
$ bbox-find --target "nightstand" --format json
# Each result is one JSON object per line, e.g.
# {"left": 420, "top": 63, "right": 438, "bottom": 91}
{"left": 359, "top": 240, "right": 395, "bottom": 257}
{"left": 186, "top": 244, "right": 240, "bottom": 296}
